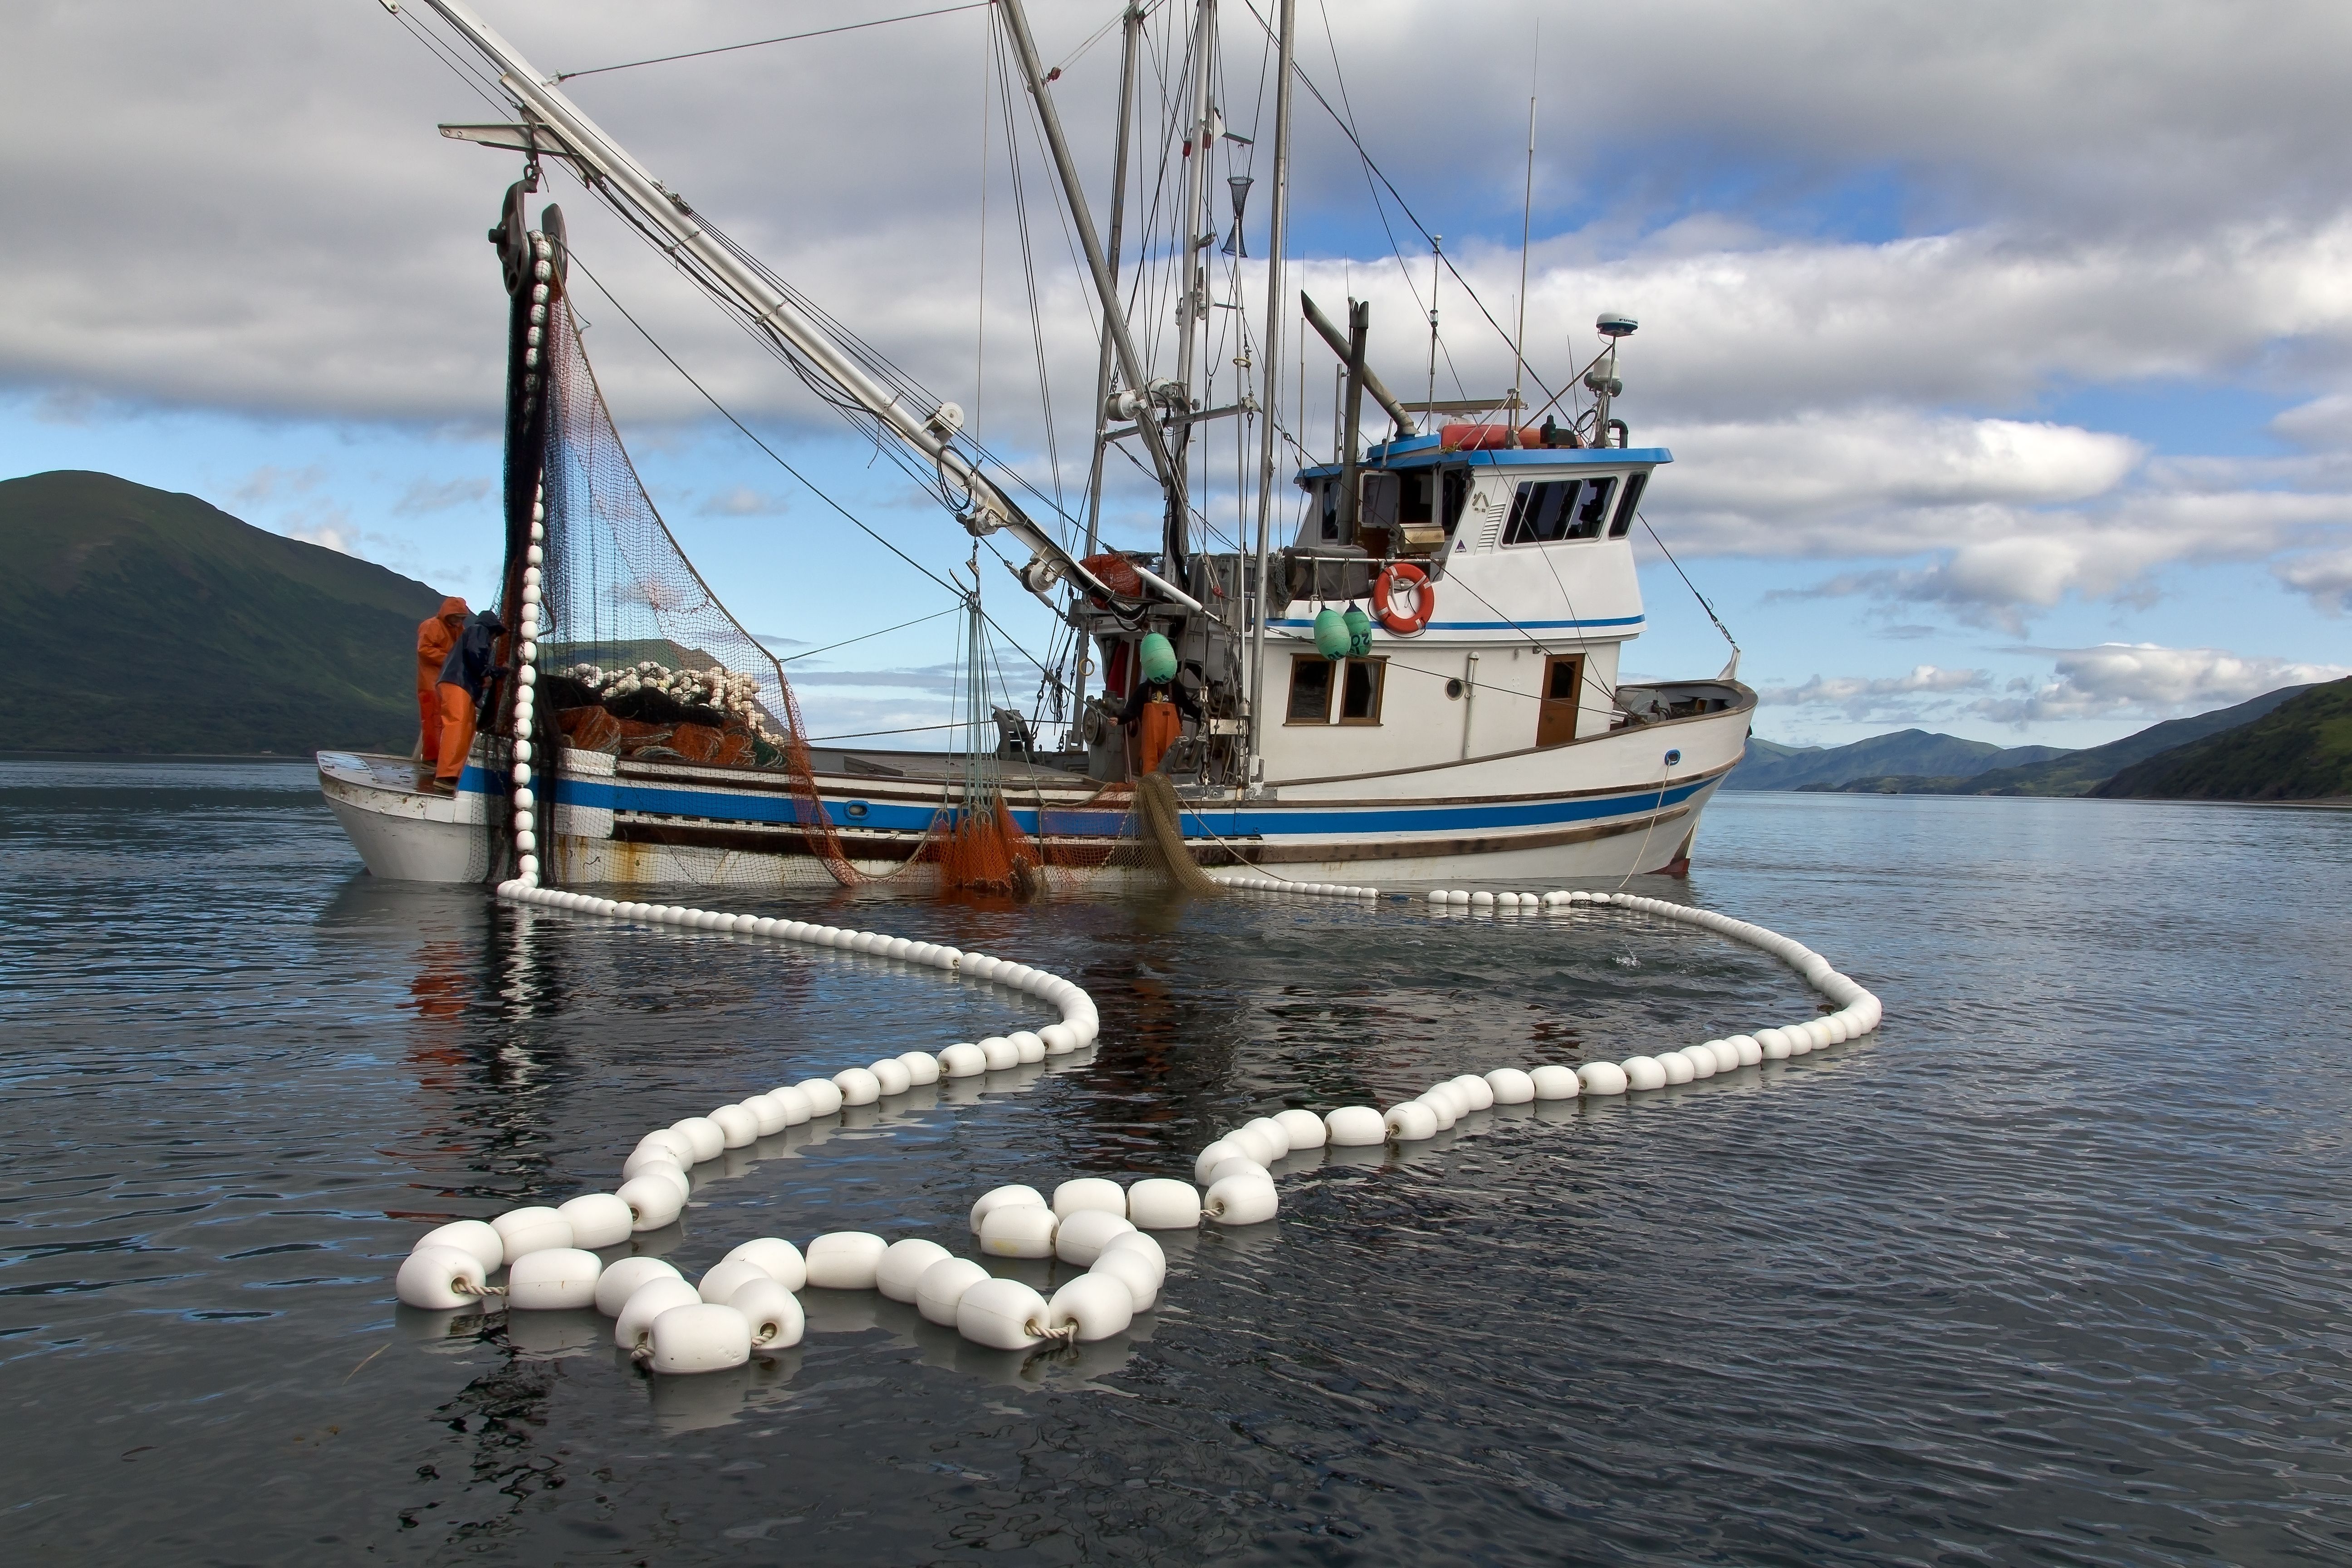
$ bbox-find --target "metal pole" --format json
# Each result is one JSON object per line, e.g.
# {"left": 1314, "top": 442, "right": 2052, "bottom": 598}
{"left": 1425, "top": 235, "right": 1442, "bottom": 418}
{"left": 1073, "top": 2, "right": 1144, "bottom": 739}
{"left": 1508, "top": 90, "right": 1535, "bottom": 447}
{"left": 1245, "top": 0, "right": 1296, "bottom": 788}
{"left": 1336, "top": 300, "right": 1369, "bottom": 541}
{"left": 995, "top": 0, "right": 1181, "bottom": 497}
{"left": 1172, "top": 0, "right": 1215, "bottom": 425}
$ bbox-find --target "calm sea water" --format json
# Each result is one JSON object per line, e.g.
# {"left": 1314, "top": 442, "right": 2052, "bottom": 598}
{"left": 4, "top": 760, "right": 2349, "bottom": 1565}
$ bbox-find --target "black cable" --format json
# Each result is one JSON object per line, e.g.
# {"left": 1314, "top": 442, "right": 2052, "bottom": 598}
{"left": 554, "top": 5, "right": 990, "bottom": 82}
{"left": 780, "top": 606, "right": 962, "bottom": 664}
{"left": 1235, "top": 0, "right": 1563, "bottom": 415}
{"left": 1640, "top": 511, "right": 1741, "bottom": 656}
{"left": 565, "top": 253, "right": 964, "bottom": 599}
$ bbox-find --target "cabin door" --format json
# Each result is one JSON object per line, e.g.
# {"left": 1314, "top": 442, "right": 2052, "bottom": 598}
{"left": 1536, "top": 654, "right": 1583, "bottom": 747}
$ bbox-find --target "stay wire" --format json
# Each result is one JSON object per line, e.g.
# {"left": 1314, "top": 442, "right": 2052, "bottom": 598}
{"left": 1640, "top": 511, "right": 1740, "bottom": 655}
{"left": 780, "top": 606, "right": 962, "bottom": 664}
{"left": 554, "top": 5, "right": 990, "bottom": 82}
{"left": 564, "top": 252, "right": 963, "bottom": 599}
{"left": 1235, "top": 0, "right": 1563, "bottom": 416}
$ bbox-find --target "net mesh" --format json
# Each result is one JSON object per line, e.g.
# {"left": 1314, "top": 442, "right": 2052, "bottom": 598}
{"left": 537, "top": 292, "right": 871, "bottom": 884}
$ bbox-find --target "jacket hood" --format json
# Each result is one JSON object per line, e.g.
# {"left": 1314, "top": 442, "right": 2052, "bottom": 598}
{"left": 437, "top": 596, "right": 470, "bottom": 620}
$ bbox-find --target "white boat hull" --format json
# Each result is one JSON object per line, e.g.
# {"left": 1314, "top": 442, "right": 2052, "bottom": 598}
{"left": 318, "top": 684, "right": 1749, "bottom": 890}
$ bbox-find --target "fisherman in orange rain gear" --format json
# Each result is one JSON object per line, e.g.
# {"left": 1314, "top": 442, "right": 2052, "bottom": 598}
{"left": 1119, "top": 632, "right": 1202, "bottom": 776}
{"left": 427, "top": 608, "right": 506, "bottom": 796}
{"left": 414, "top": 597, "right": 470, "bottom": 765}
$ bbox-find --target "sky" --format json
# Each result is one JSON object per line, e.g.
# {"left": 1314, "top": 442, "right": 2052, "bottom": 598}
{"left": 4, "top": 0, "right": 2350, "bottom": 751}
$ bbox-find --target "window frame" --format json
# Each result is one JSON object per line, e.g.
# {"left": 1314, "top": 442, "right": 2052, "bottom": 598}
{"left": 1286, "top": 653, "right": 1387, "bottom": 725}
{"left": 1501, "top": 477, "right": 1619, "bottom": 548}
{"left": 1285, "top": 654, "right": 1335, "bottom": 724}
{"left": 1336, "top": 657, "right": 1388, "bottom": 726}
{"left": 1608, "top": 471, "right": 1647, "bottom": 539}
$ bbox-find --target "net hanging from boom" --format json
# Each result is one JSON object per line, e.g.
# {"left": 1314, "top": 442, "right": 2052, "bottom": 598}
{"left": 531, "top": 291, "right": 873, "bottom": 884}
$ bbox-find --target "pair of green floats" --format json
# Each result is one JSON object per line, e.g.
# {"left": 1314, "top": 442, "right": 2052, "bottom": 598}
{"left": 1132, "top": 606, "right": 1365, "bottom": 690}
{"left": 1312, "top": 605, "right": 1375, "bottom": 660}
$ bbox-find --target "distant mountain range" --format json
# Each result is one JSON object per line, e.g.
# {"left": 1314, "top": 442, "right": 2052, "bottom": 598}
{"left": 1730, "top": 682, "right": 2339, "bottom": 803}
{"left": 0, "top": 470, "right": 449, "bottom": 755}
{"left": 1727, "top": 730, "right": 2068, "bottom": 792}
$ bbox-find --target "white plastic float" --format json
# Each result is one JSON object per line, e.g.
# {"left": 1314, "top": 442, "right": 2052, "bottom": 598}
{"left": 398, "top": 648, "right": 1888, "bottom": 1378}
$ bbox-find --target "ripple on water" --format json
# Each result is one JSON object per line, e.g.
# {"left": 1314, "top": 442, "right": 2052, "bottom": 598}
{"left": 1, "top": 763, "right": 2349, "bottom": 1563}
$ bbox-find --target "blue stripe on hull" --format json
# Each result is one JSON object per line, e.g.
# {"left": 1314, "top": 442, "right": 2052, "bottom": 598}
{"left": 475, "top": 767, "right": 1712, "bottom": 843}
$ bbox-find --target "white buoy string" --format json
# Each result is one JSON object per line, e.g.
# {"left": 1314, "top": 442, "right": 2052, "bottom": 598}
{"left": 421, "top": 756, "right": 1877, "bottom": 1371}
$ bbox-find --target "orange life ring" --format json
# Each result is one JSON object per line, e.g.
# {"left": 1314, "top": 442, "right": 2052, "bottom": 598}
{"left": 1372, "top": 561, "right": 1435, "bottom": 635}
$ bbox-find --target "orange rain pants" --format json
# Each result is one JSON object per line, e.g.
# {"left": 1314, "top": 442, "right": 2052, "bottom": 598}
{"left": 1136, "top": 695, "right": 1183, "bottom": 775}
{"left": 436, "top": 684, "right": 478, "bottom": 784}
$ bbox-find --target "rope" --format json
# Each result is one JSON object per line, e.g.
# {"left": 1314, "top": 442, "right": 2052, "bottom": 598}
{"left": 1137, "top": 772, "right": 1226, "bottom": 895}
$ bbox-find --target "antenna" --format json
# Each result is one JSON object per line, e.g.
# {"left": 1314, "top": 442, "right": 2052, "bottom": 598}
{"left": 1508, "top": 25, "right": 1539, "bottom": 447}
{"left": 1425, "top": 234, "right": 1442, "bottom": 420}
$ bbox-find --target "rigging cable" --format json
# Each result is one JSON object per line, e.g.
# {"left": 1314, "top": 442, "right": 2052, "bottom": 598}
{"left": 564, "top": 253, "right": 963, "bottom": 599}
{"left": 553, "top": 5, "right": 990, "bottom": 82}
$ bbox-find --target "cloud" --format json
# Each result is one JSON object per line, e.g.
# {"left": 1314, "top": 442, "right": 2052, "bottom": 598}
{"left": 1972, "top": 642, "right": 2352, "bottom": 722}
{"left": 393, "top": 475, "right": 491, "bottom": 515}
{"left": 2274, "top": 548, "right": 2352, "bottom": 614}
{"left": 696, "top": 485, "right": 788, "bottom": 518}
{"left": 232, "top": 463, "right": 325, "bottom": 506}
{"left": 5, "top": 0, "right": 2352, "bottom": 642}
{"left": 1758, "top": 663, "right": 1989, "bottom": 719}
{"left": 285, "top": 510, "right": 361, "bottom": 557}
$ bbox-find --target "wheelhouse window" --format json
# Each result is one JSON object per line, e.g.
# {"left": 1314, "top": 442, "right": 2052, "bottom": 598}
{"left": 1338, "top": 657, "right": 1386, "bottom": 724}
{"left": 1287, "top": 655, "right": 1386, "bottom": 725}
{"left": 1287, "top": 656, "right": 1333, "bottom": 722}
{"left": 1502, "top": 476, "right": 1618, "bottom": 545}
{"left": 1608, "top": 471, "right": 1647, "bottom": 539}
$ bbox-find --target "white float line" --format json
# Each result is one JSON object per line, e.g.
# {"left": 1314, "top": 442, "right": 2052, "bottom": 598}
{"left": 1212, "top": 872, "right": 1382, "bottom": 899}
{"left": 397, "top": 867, "right": 1880, "bottom": 1372}
{"left": 1184, "top": 885, "right": 1884, "bottom": 1189}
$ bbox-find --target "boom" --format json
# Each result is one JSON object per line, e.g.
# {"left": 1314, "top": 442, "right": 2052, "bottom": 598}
{"left": 412, "top": 0, "right": 1204, "bottom": 610}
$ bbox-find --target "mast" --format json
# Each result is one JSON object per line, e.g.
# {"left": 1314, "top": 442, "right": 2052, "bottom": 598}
{"left": 1245, "top": 0, "right": 1297, "bottom": 786}
{"left": 1166, "top": 0, "right": 1218, "bottom": 580}
{"left": 994, "top": 0, "right": 1187, "bottom": 536}
{"left": 1073, "top": 3, "right": 1146, "bottom": 734}
{"left": 415, "top": 0, "right": 1199, "bottom": 608}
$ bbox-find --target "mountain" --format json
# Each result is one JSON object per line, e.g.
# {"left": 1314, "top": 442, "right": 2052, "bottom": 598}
{"left": 0, "top": 470, "right": 451, "bottom": 755}
{"left": 1725, "top": 728, "right": 2069, "bottom": 791}
{"left": 1811, "top": 684, "right": 2317, "bottom": 797}
{"left": 2092, "top": 678, "right": 2352, "bottom": 801}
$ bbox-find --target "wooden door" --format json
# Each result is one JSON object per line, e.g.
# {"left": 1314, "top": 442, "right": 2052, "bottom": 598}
{"left": 1536, "top": 654, "right": 1583, "bottom": 747}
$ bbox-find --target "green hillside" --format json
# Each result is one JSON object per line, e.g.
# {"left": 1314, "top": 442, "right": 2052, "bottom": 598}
{"left": 2092, "top": 678, "right": 2352, "bottom": 801}
{"left": 1808, "top": 684, "right": 2316, "bottom": 797}
{"left": 0, "top": 470, "right": 452, "bottom": 755}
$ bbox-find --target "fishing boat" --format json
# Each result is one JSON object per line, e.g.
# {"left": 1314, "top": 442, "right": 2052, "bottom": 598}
{"left": 323, "top": 0, "right": 1753, "bottom": 891}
